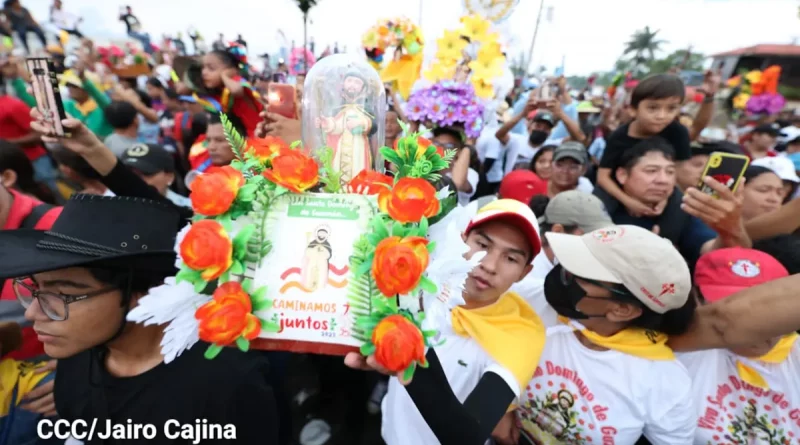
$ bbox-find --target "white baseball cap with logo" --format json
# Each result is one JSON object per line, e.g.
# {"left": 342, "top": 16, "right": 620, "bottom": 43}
{"left": 545, "top": 225, "right": 691, "bottom": 313}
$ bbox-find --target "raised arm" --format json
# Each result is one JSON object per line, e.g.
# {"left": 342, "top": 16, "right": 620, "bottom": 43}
{"left": 668, "top": 274, "right": 800, "bottom": 352}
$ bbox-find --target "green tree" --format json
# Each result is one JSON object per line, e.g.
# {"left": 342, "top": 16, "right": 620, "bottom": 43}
{"left": 622, "top": 26, "right": 667, "bottom": 75}
{"left": 294, "top": 0, "right": 318, "bottom": 72}
{"left": 647, "top": 49, "right": 705, "bottom": 74}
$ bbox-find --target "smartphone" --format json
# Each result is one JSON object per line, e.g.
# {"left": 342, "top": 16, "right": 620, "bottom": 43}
{"left": 25, "top": 58, "right": 69, "bottom": 137}
{"left": 697, "top": 151, "right": 750, "bottom": 197}
{"left": 538, "top": 82, "right": 552, "bottom": 102}
{"left": 266, "top": 83, "right": 298, "bottom": 119}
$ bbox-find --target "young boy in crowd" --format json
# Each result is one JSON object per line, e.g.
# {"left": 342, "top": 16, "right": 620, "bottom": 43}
{"left": 596, "top": 74, "right": 691, "bottom": 217}
{"left": 103, "top": 101, "right": 140, "bottom": 157}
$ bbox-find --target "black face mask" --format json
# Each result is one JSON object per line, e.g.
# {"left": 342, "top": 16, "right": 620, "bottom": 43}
{"left": 544, "top": 264, "right": 641, "bottom": 320}
{"left": 529, "top": 130, "right": 549, "bottom": 146}
{"left": 544, "top": 264, "right": 591, "bottom": 319}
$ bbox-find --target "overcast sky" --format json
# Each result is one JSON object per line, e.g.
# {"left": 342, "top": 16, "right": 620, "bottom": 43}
{"left": 27, "top": 0, "right": 800, "bottom": 75}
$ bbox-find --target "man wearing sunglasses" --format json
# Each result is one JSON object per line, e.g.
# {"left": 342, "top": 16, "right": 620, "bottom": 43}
{"left": 505, "top": 224, "right": 698, "bottom": 444}
{"left": 0, "top": 194, "right": 278, "bottom": 443}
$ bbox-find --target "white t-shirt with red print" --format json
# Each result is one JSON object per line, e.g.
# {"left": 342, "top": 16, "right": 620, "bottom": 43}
{"left": 678, "top": 344, "right": 800, "bottom": 445}
{"left": 516, "top": 328, "right": 696, "bottom": 445}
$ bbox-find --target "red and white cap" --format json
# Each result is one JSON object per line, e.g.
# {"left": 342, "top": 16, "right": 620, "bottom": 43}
{"left": 546, "top": 225, "right": 691, "bottom": 313}
{"left": 694, "top": 247, "right": 788, "bottom": 302}
{"left": 464, "top": 199, "right": 542, "bottom": 261}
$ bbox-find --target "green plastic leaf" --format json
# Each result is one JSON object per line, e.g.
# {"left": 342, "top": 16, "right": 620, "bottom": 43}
{"left": 418, "top": 358, "right": 430, "bottom": 369}
{"left": 251, "top": 285, "right": 267, "bottom": 301}
{"left": 418, "top": 275, "right": 438, "bottom": 294}
{"left": 418, "top": 217, "right": 429, "bottom": 236}
{"left": 371, "top": 218, "right": 390, "bottom": 241}
{"left": 229, "top": 260, "right": 245, "bottom": 276}
{"left": 426, "top": 241, "right": 437, "bottom": 253}
{"left": 274, "top": 185, "right": 289, "bottom": 197}
{"left": 402, "top": 362, "right": 417, "bottom": 382}
{"left": 236, "top": 337, "right": 250, "bottom": 352}
{"left": 380, "top": 146, "right": 403, "bottom": 166}
{"left": 261, "top": 319, "right": 280, "bottom": 332}
{"left": 391, "top": 222, "right": 406, "bottom": 238}
{"left": 191, "top": 214, "right": 205, "bottom": 223}
{"left": 241, "top": 278, "right": 253, "bottom": 292}
{"left": 253, "top": 298, "right": 273, "bottom": 311}
{"left": 219, "top": 270, "right": 231, "bottom": 284}
{"left": 230, "top": 159, "right": 244, "bottom": 170}
{"left": 290, "top": 140, "right": 302, "bottom": 149}
{"left": 175, "top": 268, "right": 201, "bottom": 284}
{"left": 353, "top": 256, "right": 373, "bottom": 277}
{"left": 360, "top": 343, "right": 376, "bottom": 356}
{"left": 232, "top": 224, "right": 257, "bottom": 258}
{"left": 204, "top": 343, "right": 223, "bottom": 359}
{"left": 217, "top": 214, "right": 233, "bottom": 232}
{"left": 194, "top": 280, "right": 208, "bottom": 293}
{"left": 237, "top": 184, "right": 259, "bottom": 202}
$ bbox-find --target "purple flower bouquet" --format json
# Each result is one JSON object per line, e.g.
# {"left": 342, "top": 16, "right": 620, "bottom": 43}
{"left": 406, "top": 81, "right": 486, "bottom": 139}
{"left": 746, "top": 93, "right": 786, "bottom": 116}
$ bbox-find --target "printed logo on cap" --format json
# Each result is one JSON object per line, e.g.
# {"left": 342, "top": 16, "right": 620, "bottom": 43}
{"left": 591, "top": 227, "right": 625, "bottom": 243}
{"left": 127, "top": 144, "right": 149, "bottom": 157}
{"left": 729, "top": 259, "right": 760, "bottom": 278}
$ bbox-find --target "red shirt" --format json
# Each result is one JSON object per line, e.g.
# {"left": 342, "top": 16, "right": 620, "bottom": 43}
{"left": 1, "top": 189, "right": 62, "bottom": 361}
{"left": 0, "top": 96, "right": 46, "bottom": 161}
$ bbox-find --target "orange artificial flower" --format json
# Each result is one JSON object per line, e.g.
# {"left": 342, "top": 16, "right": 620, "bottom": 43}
{"left": 372, "top": 314, "right": 426, "bottom": 372}
{"left": 761, "top": 65, "right": 782, "bottom": 94}
{"left": 378, "top": 177, "right": 440, "bottom": 223}
{"left": 247, "top": 136, "right": 289, "bottom": 164}
{"left": 195, "top": 281, "right": 261, "bottom": 345}
{"left": 413, "top": 136, "right": 445, "bottom": 159}
{"left": 180, "top": 220, "right": 234, "bottom": 281}
{"left": 190, "top": 166, "right": 245, "bottom": 216}
{"left": 372, "top": 236, "right": 429, "bottom": 296}
{"left": 263, "top": 149, "right": 319, "bottom": 193}
{"left": 348, "top": 169, "right": 393, "bottom": 195}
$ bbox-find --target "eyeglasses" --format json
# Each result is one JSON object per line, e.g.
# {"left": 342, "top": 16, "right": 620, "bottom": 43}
{"left": 13, "top": 277, "right": 117, "bottom": 321}
{"left": 431, "top": 140, "right": 459, "bottom": 151}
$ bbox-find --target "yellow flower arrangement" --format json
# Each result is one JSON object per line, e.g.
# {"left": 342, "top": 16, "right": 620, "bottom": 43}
{"left": 460, "top": 14, "right": 491, "bottom": 43}
{"left": 745, "top": 70, "right": 762, "bottom": 85}
{"left": 435, "top": 30, "right": 468, "bottom": 63}
{"left": 733, "top": 93, "right": 751, "bottom": 110}
{"left": 424, "top": 59, "right": 458, "bottom": 83}
{"left": 472, "top": 77, "right": 495, "bottom": 99}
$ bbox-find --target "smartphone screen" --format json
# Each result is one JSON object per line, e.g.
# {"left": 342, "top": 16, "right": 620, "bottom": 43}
{"left": 538, "top": 83, "right": 552, "bottom": 101}
{"left": 697, "top": 152, "right": 750, "bottom": 196}
{"left": 26, "top": 58, "right": 69, "bottom": 137}
{"left": 267, "top": 83, "right": 298, "bottom": 119}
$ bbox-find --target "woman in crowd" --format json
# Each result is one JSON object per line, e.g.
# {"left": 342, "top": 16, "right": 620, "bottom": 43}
{"left": 507, "top": 225, "right": 698, "bottom": 444}
{"left": 0, "top": 141, "right": 56, "bottom": 204}
{"left": 741, "top": 165, "right": 785, "bottom": 221}
{"left": 529, "top": 145, "right": 555, "bottom": 181}
{"left": 680, "top": 248, "right": 798, "bottom": 444}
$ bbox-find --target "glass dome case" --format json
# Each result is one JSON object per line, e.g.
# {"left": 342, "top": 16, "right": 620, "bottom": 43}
{"left": 302, "top": 54, "right": 386, "bottom": 183}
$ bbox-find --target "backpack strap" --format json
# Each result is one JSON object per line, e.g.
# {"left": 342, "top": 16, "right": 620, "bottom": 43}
{"left": 20, "top": 203, "right": 55, "bottom": 230}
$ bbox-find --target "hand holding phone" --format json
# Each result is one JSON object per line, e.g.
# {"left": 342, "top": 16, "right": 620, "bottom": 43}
{"left": 26, "top": 58, "right": 69, "bottom": 137}
{"left": 697, "top": 152, "right": 749, "bottom": 198}
{"left": 266, "top": 83, "right": 298, "bottom": 120}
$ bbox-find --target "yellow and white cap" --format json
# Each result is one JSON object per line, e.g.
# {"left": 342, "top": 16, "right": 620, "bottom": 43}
{"left": 545, "top": 225, "right": 691, "bottom": 313}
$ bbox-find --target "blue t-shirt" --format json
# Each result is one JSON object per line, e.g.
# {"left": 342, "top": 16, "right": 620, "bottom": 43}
{"left": 137, "top": 115, "right": 161, "bottom": 144}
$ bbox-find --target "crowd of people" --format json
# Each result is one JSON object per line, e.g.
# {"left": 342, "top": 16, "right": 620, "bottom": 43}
{"left": 1, "top": 1, "right": 800, "bottom": 445}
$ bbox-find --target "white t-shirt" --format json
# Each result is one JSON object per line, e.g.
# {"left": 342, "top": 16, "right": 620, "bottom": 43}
{"left": 445, "top": 168, "right": 480, "bottom": 206}
{"left": 517, "top": 329, "right": 696, "bottom": 445}
{"left": 503, "top": 133, "right": 563, "bottom": 177}
{"left": 576, "top": 177, "right": 594, "bottom": 194}
{"left": 381, "top": 323, "right": 519, "bottom": 445}
{"left": 477, "top": 127, "right": 507, "bottom": 183}
{"left": 678, "top": 343, "right": 800, "bottom": 445}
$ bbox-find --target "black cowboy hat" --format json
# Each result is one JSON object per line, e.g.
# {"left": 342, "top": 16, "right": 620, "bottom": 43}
{"left": 0, "top": 194, "right": 180, "bottom": 280}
